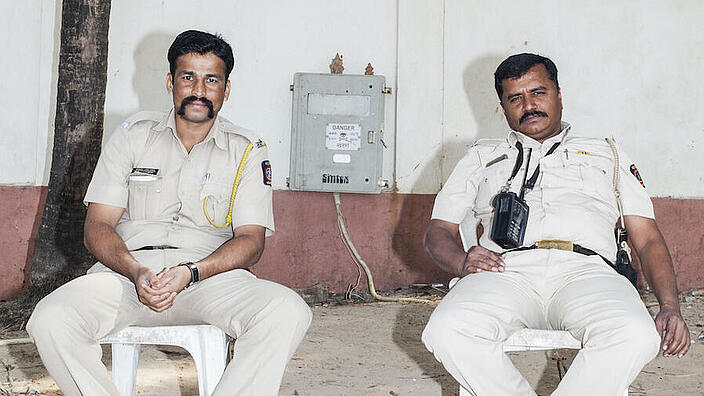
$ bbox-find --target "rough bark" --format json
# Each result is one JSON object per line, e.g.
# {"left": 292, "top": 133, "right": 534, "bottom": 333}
{"left": 0, "top": 0, "right": 111, "bottom": 329}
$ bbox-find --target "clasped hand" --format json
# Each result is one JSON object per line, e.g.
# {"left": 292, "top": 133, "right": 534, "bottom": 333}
{"left": 132, "top": 265, "right": 192, "bottom": 312}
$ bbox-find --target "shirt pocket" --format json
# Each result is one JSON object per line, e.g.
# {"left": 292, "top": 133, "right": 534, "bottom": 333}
{"left": 474, "top": 167, "right": 506, "bottom": 216}
{"left": 540, "top": 152, "right": 614, "bottom": 204}
{"left": 540, "top": 153, "right": 583, "bottom": 190}
{"left": 198, "top": 179, "right": 233, "bottom": 227}
{"left": 127, "top": 178, "right": 162, "bottom": 220}
{"left": 577, "top": 155, "right": 614, "bottom": 204}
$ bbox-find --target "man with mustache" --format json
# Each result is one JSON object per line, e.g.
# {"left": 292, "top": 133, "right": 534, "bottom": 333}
{"left": 422, "top": 53, "right": 689, "bottom": 395}
{"left": 27, "top": 30, "right": 312, "bottom": 396}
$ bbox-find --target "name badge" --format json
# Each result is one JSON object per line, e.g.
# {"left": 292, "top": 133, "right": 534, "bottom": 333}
{"left": 129, "top": 167, "right": 159, "bottom": 182}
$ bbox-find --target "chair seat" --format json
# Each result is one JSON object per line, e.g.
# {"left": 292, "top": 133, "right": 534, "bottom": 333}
{"left": 503, "top": 328, "right": 582, "bottom": 352}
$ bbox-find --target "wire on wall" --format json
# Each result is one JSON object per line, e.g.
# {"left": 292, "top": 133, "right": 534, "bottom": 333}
{"left": 333, "top": 193, "right": 435, "bottom": 304}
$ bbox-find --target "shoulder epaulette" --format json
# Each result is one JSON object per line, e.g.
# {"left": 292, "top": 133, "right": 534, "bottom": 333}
{"left": 471, "top": 138, "right": 509, "bottom": 157}
{"left": 220, "top": 118, "right": 267, "bottom": 148}
{"left": 119, "top": 111, "right": 165, "bottom": 130}
{"left": 565, "top": 136, "right": 612, "bottom": 154}
{"left": 473, "top": 138, "right": 506, "bottom": 148}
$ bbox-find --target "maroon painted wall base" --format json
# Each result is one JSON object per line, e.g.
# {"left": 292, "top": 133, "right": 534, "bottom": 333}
{"left": 0, "top": 186, "right": 46, "bottom": 300}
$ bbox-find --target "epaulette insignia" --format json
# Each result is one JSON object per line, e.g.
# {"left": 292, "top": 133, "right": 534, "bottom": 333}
{"left": 255, "top": 139, "right": 266, "bottom": 149}
{"left": 485, "top": 154, "right": 508, "bottom": 168}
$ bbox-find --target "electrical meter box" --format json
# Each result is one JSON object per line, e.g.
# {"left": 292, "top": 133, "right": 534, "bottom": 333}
{"left": 289, "top": 72, "right": 388, "bottom": 193}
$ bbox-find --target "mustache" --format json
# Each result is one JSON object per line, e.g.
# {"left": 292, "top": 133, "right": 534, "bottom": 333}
{"left": 177, "top": 96, "right": 215, "bottom": 118}
{"left": 519, "top": 110, "right": 548, "bottom": 124}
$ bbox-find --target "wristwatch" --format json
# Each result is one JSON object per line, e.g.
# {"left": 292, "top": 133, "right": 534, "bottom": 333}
{"left": 178, "top": 262, "right": 199, "bottom": 288}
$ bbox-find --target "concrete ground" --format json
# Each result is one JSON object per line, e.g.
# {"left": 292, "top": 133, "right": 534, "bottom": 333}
{"left": 1, "top": 289, "right": 703, "bottom": 395}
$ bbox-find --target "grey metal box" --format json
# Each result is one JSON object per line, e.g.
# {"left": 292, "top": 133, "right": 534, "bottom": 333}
{"left": 289, "top": 72, "right": 387, "bottom": 193}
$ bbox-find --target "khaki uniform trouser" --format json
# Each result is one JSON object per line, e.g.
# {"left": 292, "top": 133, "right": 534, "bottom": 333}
{"left": 422, "top": 249, "right": 660, "bottom": 396}
{"left": 26, "top": 250, "right": 312, "bottom": 396}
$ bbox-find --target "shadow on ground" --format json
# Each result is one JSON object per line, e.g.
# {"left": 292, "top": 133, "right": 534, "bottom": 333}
{"left": 392, "top": 303, "right": 458, "bottom": 396}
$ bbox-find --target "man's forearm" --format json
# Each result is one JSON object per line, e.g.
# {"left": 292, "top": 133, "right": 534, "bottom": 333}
{"left": 424, "top": 224, "right": 466, "bottom": 276}
{"left": 637, "top": 239, "right": 680, "bottom": 311}
{"left": 84, "top": 221, "right": 141, "bottom": 282}
{"left": 195, "top": 231, "right": 264, "bottom": 280}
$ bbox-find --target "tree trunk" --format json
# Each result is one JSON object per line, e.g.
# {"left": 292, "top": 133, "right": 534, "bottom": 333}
{"left": 0, "top": 0, "right": 111, "bottom": 330}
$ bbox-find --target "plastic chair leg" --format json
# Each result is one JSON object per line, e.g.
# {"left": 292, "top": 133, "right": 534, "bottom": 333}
{"left": 111, "top": 343, "right": 140, "bottom": 396}
{"left": 184, "top": 326, "right": 229, "bottom": 396}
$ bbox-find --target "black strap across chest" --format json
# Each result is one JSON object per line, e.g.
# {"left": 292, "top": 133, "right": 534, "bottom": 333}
{"left": 508, "top": 140, "right": 561, "bottom": 194}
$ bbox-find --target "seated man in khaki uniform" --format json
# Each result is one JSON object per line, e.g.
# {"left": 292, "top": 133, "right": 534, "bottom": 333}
{"left": 27, "top": 30, "right": 311, "bottom": 396}
{"left": 422, "top": 53, "right": 689, "bottom": 395}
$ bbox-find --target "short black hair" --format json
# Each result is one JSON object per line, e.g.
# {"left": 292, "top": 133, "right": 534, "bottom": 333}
{"left": 168, "top": 30, "right": 234, "bottom": 80}
{"left": 494, "top": 53, "right": 559, "bottom": 101}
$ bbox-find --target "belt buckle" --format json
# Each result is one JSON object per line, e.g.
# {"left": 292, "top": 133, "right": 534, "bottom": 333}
{"left": 536, "top": 240, "right": 574, "bottom": 251}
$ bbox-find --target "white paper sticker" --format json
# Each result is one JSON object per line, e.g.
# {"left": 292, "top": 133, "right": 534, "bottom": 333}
{"left": 332, "top": 153, "right": 352, "bottom": 163}
{"left": 326, "top": 123, "right": 361, "bottom": 151}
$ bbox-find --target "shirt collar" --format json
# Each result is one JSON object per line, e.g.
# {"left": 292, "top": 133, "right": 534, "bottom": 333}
{"left": 507, "top": 121, "right": 571, "bottom": 152}
{"left": 154, "top": 109, "right": 228, "bottom": 151}
{"left": 151, "top": 109, "right": 173, "bottom": 133}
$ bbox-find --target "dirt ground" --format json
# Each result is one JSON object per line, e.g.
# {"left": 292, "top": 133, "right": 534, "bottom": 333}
{"left": 1, "top": 288, "right": 703, "bottom": 396}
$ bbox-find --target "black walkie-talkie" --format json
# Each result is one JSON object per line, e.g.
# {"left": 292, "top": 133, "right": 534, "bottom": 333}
{"left": 490, "top": 144, "right": 536, "bottom": 249}
{"left": 490, "top": 191, "right": 529, "bottom": 249}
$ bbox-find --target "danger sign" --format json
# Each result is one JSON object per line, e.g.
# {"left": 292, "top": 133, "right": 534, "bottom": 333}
{"left": 326, "top": 123, "right": 361, "bottom": 151}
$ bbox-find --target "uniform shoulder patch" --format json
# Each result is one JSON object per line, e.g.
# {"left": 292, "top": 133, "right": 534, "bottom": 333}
{"left": 255, "top": 138, "right": 267, "bottom": 149}
{"left": 261, "top": 160, "right": 272, "bottom": 186}
{"left": 629, "top": 164, "right": 645, "bottom": 188}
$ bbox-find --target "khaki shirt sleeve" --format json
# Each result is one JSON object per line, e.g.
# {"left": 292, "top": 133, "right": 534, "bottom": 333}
{"left": 231, "top": 143, "right": 275, "bottom": 236}
{"left": 616, "top": 144, "right": 654, "bottom": 219}
{"left": 431, "top": 148, "right": 483, "bottom": 224}
{"left": 84, "top": 126, "right": 134, "bottom": 208}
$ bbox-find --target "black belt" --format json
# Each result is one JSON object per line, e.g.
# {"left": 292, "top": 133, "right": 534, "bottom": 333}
{"left": 131, "top": 245, "right": 179, "bottom": 251}
{"left": 507, "top": 240, "right": 614, "bottom": 267}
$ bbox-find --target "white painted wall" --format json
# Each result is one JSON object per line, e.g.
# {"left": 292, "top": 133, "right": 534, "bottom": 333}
{"left": 4, "top": 1, "right": 704, "bottom": 198}
{"left": 0, "top": 0, "right": 59, "bottom": 186}
{"left": 395, "top": 0, "right": 444, "bottom": 194}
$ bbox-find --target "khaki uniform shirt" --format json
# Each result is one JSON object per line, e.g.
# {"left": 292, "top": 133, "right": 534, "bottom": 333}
{"left": 85, "top": 110, "right": 274, "bottom": 260}
{"left": 432, "top": 122, "right": 653, "bottom": 261}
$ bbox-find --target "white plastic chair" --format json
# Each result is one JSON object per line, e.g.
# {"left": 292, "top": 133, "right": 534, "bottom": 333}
{"left": 99, "top": 325, "right": 230, "bottom": 396}
{"left": 454, "top": 226, "right": 628, "bottom": 396}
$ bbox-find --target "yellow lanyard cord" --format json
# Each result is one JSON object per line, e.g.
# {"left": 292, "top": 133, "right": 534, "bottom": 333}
{"left": 203, "top": 142, "right": 254, "bottom": 228}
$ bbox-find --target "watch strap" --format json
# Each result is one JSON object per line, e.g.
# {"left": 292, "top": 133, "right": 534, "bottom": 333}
{"left": 177, "top": 262, "right": 199, "bottom": 288}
